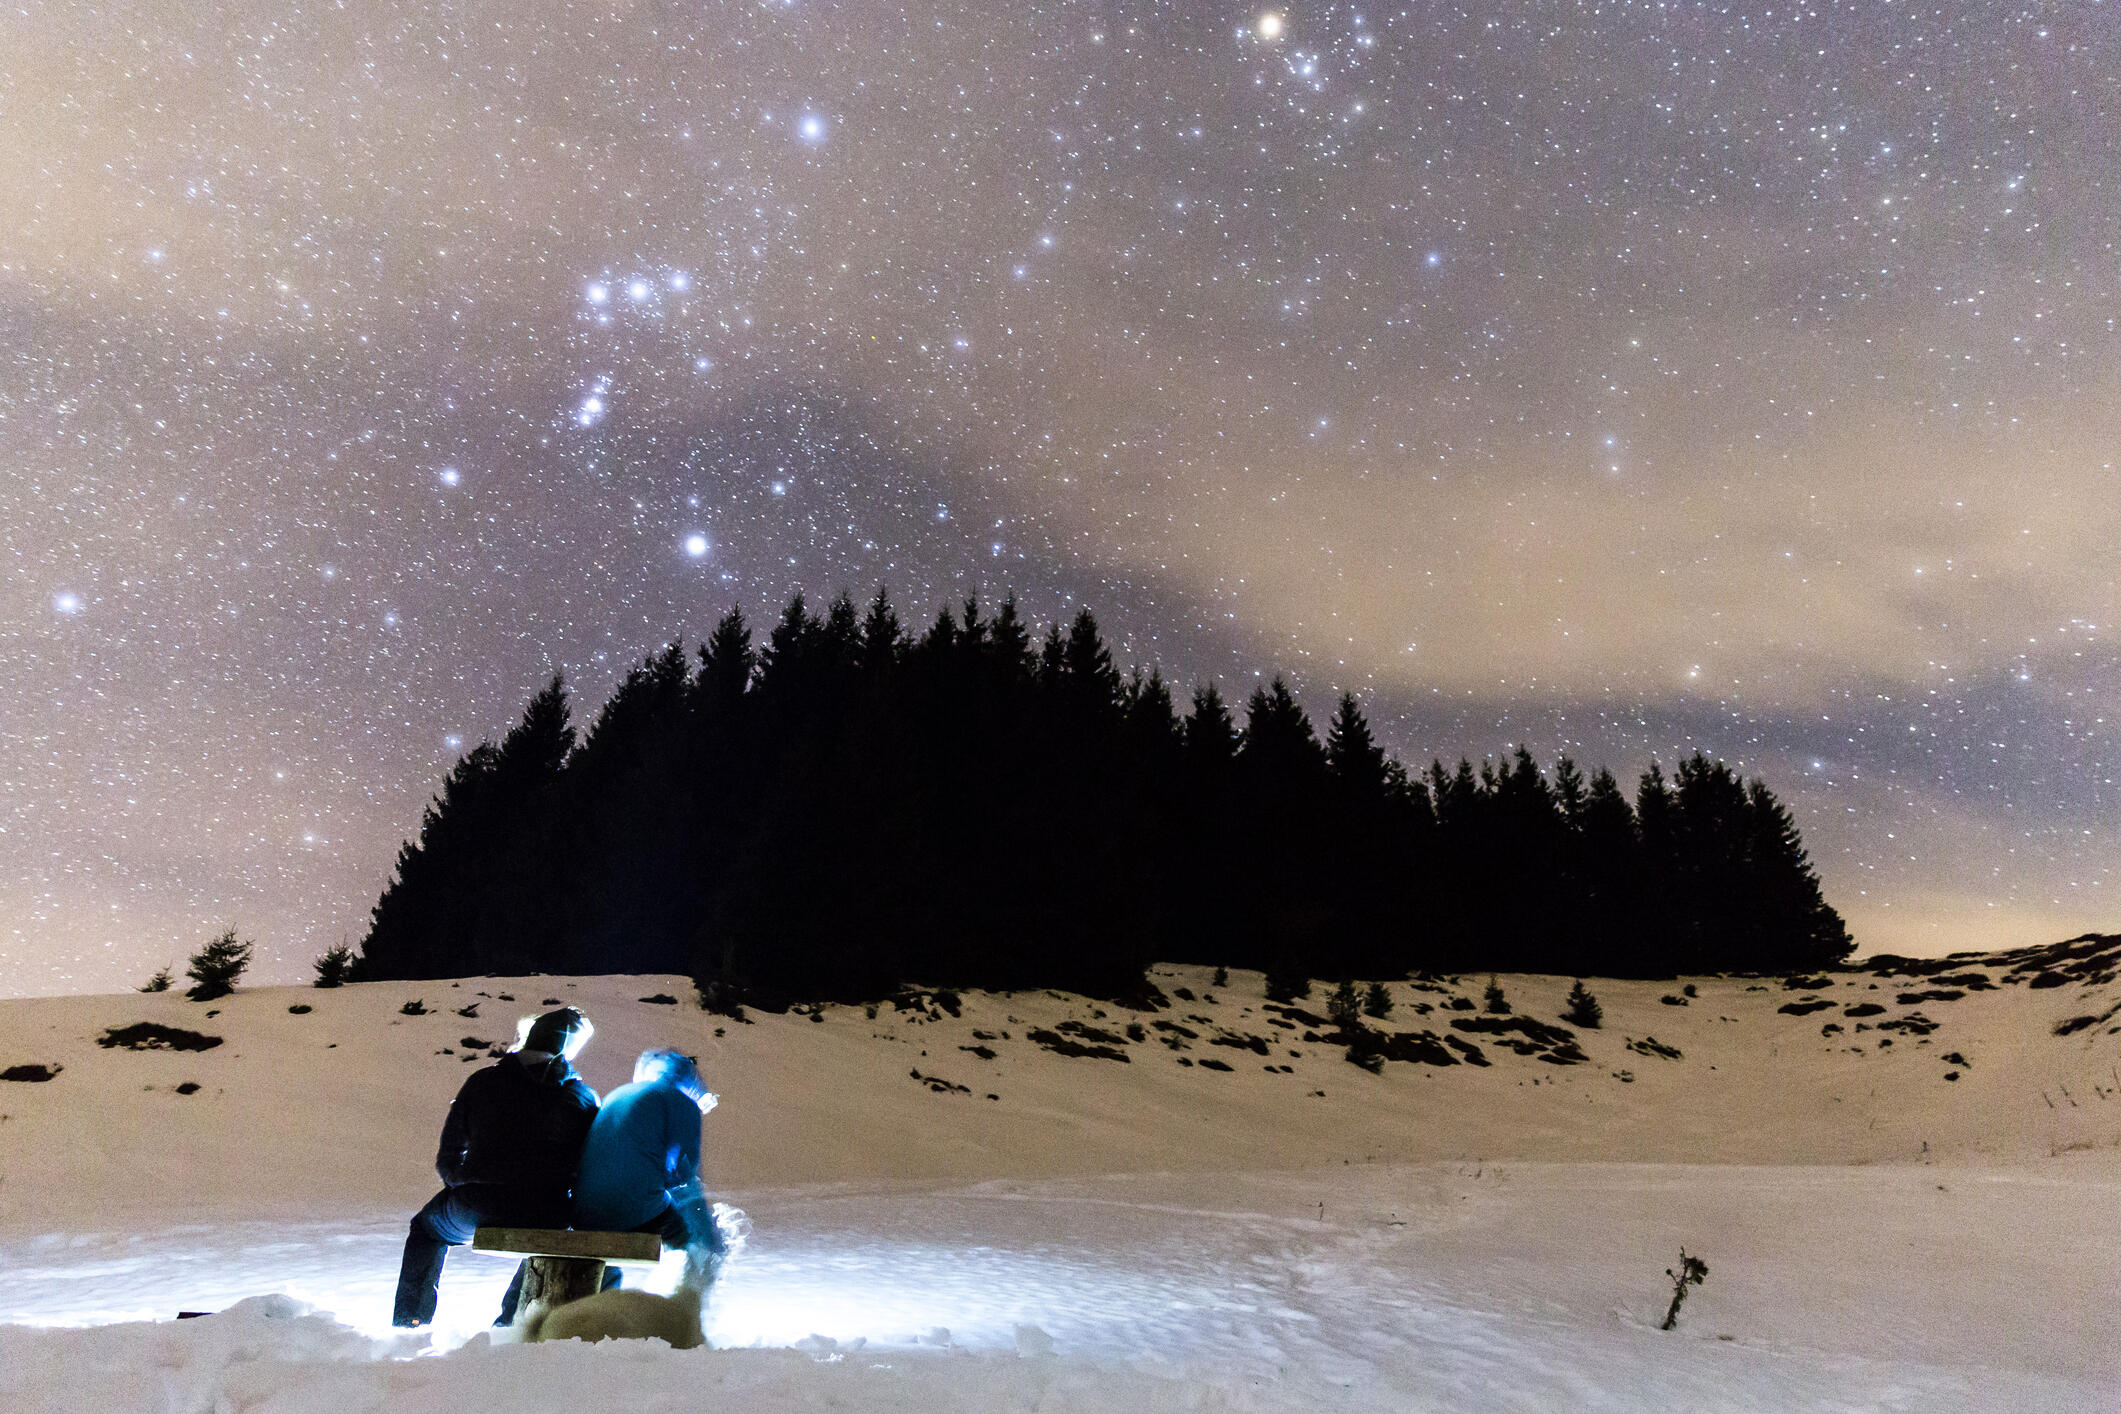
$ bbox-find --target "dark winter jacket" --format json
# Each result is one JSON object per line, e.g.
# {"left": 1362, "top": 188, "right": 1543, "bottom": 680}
{"left": 434, "top": 1052, "right": 598, "bottom": 1196}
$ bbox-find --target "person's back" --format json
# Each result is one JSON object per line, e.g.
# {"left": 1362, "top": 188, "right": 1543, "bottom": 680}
{"left": 574, "top": 1076, "right": 700, "bottom": 1231}
{"left": 440, "top": 1050, "right": 597, "bottom": 1197}
{"left": 572, "top": 1048, "right": 723, "bottom": 1291}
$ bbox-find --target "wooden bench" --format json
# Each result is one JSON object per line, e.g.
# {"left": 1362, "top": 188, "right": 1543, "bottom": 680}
{"left": 473, "top": 1227, "right": 664, "bottom": 1315}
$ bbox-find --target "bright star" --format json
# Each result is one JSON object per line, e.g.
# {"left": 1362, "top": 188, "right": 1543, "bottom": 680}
{"left": 1256, "top": 12, "right": 1284, "bottom": 40}
{"left": 668, "top": 271, "right": 690, "bottom": 292}
{"left": 798, "top": 113, "right": 827, "bottom": 144}
{"left": 627, "top": 279, "right": 651, "bottom": 301}
{"left": 684, "top": 533, "right": 710, "bottom": 558}
{"left": 586, "top": 282, "right": 609, "bottom": 304}
{"left": 53, "top": 591, "right": 82, "bottom": 615}
{"left": 439, "top": 467, "right": 460, "bottom": 487}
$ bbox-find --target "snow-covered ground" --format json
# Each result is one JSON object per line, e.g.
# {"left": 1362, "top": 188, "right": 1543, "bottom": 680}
{"left": 4, "top": 958, "right": 2119, "bottom": 1410}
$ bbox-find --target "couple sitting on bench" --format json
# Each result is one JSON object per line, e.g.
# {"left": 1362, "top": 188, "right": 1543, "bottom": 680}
{"left": 392, "top": 1006, "right": 726, "bottom": 1329}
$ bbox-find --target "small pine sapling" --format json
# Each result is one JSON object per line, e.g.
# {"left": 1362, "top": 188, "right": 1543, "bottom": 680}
{"left": 1264, "top": 960, "right": 1311, "bottom": 1003}
{"left": 1562, "top": 979, "right": 1603, "bottom": 1028}
{"left": 1362, "top": 981, "right": 1393, "bottom": 1019}
{"left": 1212, "top": 965, "right": 1230, "bottom": 989}
{"left": 1660, "top": 1249, "right": 1709, "bottom": 1330}
{"left": 313, "top": 942, "right": 354, "bottom": 988}
{"left": 184, "top": 929, "right": 253, "bottom": 1002}
{"left": 1327, "top": 979, "right": 1363, "bottom": 1031}
{"left": 1483, "top": 976, "right": 1511, "bottom": 1014}
{"left": 139, "top": 966, "right": 173, "bottom": 994}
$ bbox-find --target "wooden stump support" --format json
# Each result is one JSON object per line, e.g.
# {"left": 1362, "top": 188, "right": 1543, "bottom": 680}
{"left": 472, "top": 1226, "right": 664, "bottom": 1321}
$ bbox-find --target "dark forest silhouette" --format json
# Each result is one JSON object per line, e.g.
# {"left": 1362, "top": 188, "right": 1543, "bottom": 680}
{"left": 352, "top": 590, "right": 1852, "bottom": 1001}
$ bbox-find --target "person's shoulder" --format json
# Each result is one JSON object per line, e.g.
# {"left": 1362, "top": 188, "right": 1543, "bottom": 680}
{"left": 455, "top": 1058, "right": 507, "bottom": 1095}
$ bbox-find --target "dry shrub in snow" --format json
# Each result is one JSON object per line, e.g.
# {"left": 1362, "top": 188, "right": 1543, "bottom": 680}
{"left": 1661, "top": 1250, "right": 1709, "bottom": 1330}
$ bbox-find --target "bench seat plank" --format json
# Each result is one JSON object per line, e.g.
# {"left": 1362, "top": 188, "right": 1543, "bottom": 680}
{"left": 473, "top": 1226, "right": 662, "bottom": 1263}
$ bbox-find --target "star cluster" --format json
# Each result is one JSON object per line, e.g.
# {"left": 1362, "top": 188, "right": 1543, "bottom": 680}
{"left": 3, "top": 1, "right": 2115, "bottom": 993}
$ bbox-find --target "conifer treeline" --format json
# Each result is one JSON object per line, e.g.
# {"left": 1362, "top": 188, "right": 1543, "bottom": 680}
{"left": 353, "top": 590, "right": 1852, "bottom": 1000}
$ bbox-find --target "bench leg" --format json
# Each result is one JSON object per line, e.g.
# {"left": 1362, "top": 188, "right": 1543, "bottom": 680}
{"left": 515, "top": 1255, "right": 607, "bottom": 1319}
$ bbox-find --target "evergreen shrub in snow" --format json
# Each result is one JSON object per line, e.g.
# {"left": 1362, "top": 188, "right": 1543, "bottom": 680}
{"left": 184, "top": 930, "right": 252, "bottom": 1002}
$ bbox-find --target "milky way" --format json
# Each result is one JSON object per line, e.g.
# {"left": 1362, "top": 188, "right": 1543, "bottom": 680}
{"left": 3, "top": 1, "right": 2115, "bottom": 994}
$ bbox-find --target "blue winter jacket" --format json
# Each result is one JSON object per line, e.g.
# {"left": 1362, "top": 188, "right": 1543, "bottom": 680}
{"left": 571, "top": 1077, "right": 702, "bottom": 1231}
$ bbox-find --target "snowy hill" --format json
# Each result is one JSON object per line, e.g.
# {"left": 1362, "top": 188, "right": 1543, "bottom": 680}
{"left": 5, "top": 949, "right": 2121, "bottom": 1410}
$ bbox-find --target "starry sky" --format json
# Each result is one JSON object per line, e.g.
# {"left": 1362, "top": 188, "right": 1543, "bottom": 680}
{"left": 3, "top": 1, "right": 2116, "bottom": 997}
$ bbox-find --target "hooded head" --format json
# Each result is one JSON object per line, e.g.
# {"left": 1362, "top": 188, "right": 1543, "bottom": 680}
{"left": 634, "top": 1046, "right": 705, "bottom": 1101}
{"left": 517, "top": 1007, "right": 593, "bottom": 1061}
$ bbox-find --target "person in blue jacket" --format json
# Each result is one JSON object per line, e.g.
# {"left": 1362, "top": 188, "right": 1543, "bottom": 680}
{"left": 391, "top": 1007, "right": 598, "bottom": 1328}
{"left": 574, "top": 1047, "right": 725, "bottom": 1286}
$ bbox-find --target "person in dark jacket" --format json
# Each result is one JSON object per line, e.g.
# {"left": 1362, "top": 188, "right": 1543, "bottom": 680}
{"left": 573, "top": 1047, "right": 726, "bottom": 1287}
{"left": 391, "top": 1007, "right": 598, "bottom": 1328}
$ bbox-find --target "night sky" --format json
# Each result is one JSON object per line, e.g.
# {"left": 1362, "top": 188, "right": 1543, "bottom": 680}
{"left": 4, "top": 2, "right": 2115, "bottom": 996}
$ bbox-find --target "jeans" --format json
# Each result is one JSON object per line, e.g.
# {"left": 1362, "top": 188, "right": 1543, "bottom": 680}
{"left": 391, "top": 1184, "right": 568, "bottom": 1328}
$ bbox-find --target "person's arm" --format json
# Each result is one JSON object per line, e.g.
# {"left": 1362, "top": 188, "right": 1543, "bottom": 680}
{"left": 434, "top": 1074, "right": 477, "bottom": 1185}
{"left": 667, "top": 1093, "right": 703, "bottom": 1193}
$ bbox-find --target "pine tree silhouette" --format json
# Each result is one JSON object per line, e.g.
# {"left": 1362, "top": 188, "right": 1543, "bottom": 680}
{"left": 357, "top": 676, "right": 574, "bottom": 978}
{"left": 347, "top": 589, "right": 1853, "bottom": 998}
{"left": 185, "top": 929, "right": 252, "bottom": 1002}
{"left": 1327, "top": 979, "right": 1365, "bottom": 1032}
{"left": 697, "top": 607, "right": 757, "bottom": 706}
{"left": 313, "top": 943, "right": 354, "bottom": 988}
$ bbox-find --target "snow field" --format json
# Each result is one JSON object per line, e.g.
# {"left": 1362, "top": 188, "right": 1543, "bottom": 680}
{"left": 4, "top": 962, "right": 2120, "bottom": 1408}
